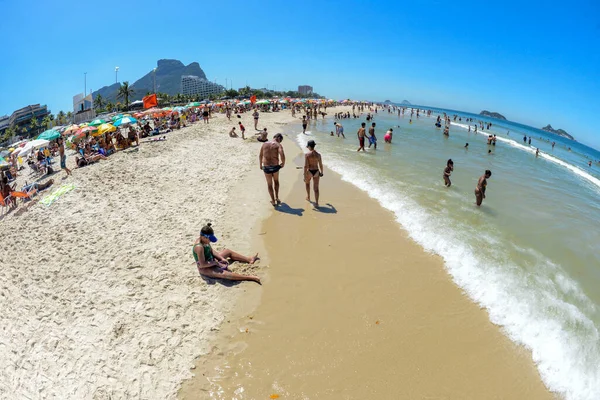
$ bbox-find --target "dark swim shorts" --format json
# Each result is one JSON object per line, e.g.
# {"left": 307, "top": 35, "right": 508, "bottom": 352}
{"left": 263, "top": 165, "right": 282, "bottom": 175}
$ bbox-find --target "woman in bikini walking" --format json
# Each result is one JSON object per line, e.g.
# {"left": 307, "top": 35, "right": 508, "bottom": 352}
{"left": 304, "top": 140, "right": 324, "bottom": 208}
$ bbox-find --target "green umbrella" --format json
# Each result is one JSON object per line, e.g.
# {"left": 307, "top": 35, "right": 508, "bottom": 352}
{"left": 111, "top": 114, "right": 124, "bottom": 121}
{"left": 37, "top": 129, "right": 61, "bottom": 141}
{"left": 89, "top": 118, "right": 106, "bottom": 126}
{"left": 187, "top": 102, "right": 201, "bottom": 107}
{"left": 0, "top": 156, "right": 7, "bottom": 165}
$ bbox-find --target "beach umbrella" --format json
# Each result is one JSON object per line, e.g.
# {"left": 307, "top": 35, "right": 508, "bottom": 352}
{"left": 97, "top": 123, "right": 116, "bottom": 135}
{"left": 89, "top": 118, "right": 106, "bottom": 127}
{"left": 0, "top": 156, "right": 7, "bottom": 165}
{"left": 111, "top": 114, "right": 124, "bottom": 121}
{"left": 77, "top": 126, "right": 98, "bottom": 135}
{"left": 37, "top": 129, "right": 61, "bottom": 141}
{"left": 113, "top": 116, "right": 138, "bottom": 127}
{"left": 187, "top": 102, "right": 201, "bottom": 107}
{"left": 62, "top": 124, "right": 80, "bottom": 135}
{"left": 19, "top": 139, "right": 50, "bottom": 157}
{"left": 256, "top": 100, "right": 269, "bottom": 105}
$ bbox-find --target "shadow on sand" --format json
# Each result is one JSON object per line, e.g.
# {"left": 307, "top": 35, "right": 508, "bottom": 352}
{"left": 275, "top": 202, "right": 304, "bottom": 216}
{"left": 313, "top": 203, "right": 337, "bottom": 214}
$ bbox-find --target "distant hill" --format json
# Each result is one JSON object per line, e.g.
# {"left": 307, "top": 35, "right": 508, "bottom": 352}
{"left": 383, "top": 100, "right": 393, "bottom": 103}
{"left": 480, "top": 110, "right": 506, "bottom": 120}
{"left": 541, "top": 124, "right": 575, "bottom": 141}
{"left": 401, "top": 100, "right": 411, "bottom": 105}
{"left": 92, "top": 59, "right": 208, "bottom": 103}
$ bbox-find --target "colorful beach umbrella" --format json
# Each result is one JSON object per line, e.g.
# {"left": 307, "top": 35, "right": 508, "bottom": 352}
{"left": 111, "top": 114, "right": 124, "bottom": 121}
{"left": 89, "top": 118, "right": 106, "bottom": 126}
{"left": 77, "top": 126, "right": 98, "bottom": 135}
{"left": 63, "top": 124, "right": 80, "bottom": 135}
{"left": 97, "top": 123, "right": 116, "bottom": 135}
{"left": 187, "top": 102, "right": 201, "bottom": 107}
{"left": 113, "top": 116, "right": 138, "bottom": 127}
{"left": 37, "top": 129, "right": 61, "bottom": 141}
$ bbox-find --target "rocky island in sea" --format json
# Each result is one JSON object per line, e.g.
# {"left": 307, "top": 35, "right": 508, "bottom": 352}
{"left": 541, "top": 125, "right": 575, "bottom": 141}
{"left": 480, "top": 110, "right": 507, "bottom": 120}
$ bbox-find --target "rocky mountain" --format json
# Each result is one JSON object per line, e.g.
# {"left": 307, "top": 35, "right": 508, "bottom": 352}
{"left": 401, "top": 100, "right": 411, "bottom": 105}
{"left": 480, "top": 110, "right": 506, "bottom": 120}
{"left": 383, "top": 100, "right": 393, "bottom": 103}
{"left": 541, "top": 125, "right": 575, "bottom": 141}
{"left": 92, "top": 59, "right": 208, "bottom": 103}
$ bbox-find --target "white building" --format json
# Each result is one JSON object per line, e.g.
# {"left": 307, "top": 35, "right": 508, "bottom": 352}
{"left": 181, "top": 76, "right": 224, "bottom": 98}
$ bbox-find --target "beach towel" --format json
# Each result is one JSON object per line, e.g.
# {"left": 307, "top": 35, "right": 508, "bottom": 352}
{"left": 41, "top": 184, "right": 75, "bottom": 206}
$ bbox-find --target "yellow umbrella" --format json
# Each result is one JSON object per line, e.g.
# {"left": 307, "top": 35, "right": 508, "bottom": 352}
{"left": 97, "top": 123, "right": 116, "bottom": 135}
{"left": 8, "top": 147, "right": 15, "bottom": 152}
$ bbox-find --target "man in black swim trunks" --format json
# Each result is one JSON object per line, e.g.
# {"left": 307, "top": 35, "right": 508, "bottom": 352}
{"left": 302, "top": 115, "right": 308, "bottom": 134}
{"left": 259, "top": 133, "right": 286, "bottom": 206}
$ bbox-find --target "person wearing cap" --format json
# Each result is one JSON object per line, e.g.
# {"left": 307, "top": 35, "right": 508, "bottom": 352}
{"left": 259, "top": 133, "right": 286, "bottom": 206}
{"left": 304, "top": 140, "right": 323, "bottom": 208}
{"left": 193, "top": 223, "right": 261, "bottom": 284}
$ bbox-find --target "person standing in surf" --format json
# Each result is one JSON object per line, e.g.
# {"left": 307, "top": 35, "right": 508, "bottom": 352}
{"left": 259, "top": 133, "right": 286, "bottom": 206}
{"left": 304, "top": 140, "right": 324, "bottom": 208}
{"left": 475, "top": 170, "right": 492, "bottom": 206}
{"left": 357, "top": 122, "right": 367, "bottom": 152}
{"left": 368, "top": 122, "right": 377, "bottom": 149}
{"left": 443, "top": 159, "right": 454, "bottom": 187}
{"left": 302, "top": 115, "right": 308, "bottom": 134}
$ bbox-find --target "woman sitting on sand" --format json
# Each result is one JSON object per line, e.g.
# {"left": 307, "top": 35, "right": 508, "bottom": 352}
{"left": 193, "top": 223, "right": 261, "bottom": 284}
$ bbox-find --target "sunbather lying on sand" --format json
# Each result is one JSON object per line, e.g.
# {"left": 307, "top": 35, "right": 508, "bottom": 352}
{"left": 193, "top": 223, "right": 261, "bottom": 284}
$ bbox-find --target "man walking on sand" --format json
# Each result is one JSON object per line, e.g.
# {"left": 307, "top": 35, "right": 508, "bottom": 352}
{"left": 475, "top": 170, "right": 492, "bottom": 206}
{"left": 259, "top": 133, "right": 286, "bottom": 206}
{"left": 304, "top": 140, "right": 324, "bottom": 208}
{"left": 57, "top": 137, "right": 72, "bottom": 176}
{"left": 357, "top": 122, "right": 367, "bottom": 152}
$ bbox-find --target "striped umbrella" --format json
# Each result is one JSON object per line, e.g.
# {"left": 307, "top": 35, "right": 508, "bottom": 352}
{"left": 77, "top": 126, "right": 98, "bottom": 135}
{"left": 113, "top": 116, "right": 138, "bottom": 127}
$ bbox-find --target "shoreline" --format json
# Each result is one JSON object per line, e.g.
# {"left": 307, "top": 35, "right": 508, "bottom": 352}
{"left": 179, "top": 120, "right": 555, "bottom": 399}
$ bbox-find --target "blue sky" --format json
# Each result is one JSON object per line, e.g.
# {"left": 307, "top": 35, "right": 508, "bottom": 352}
{"left": 1, "top": 0, "right": 599, "bottom": 148}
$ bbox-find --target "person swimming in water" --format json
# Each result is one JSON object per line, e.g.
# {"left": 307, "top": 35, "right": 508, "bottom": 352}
{"left": 443, "top": 159, "right": 454, "bottom": 187}
{"left": 464, "top": 143, "right": 469, "bottom": 149}
{"left": 304, "top": 140, "right": 324, "bottom": 208}
{"left": 193, "top": 223, "right": 260, "bottom": 284}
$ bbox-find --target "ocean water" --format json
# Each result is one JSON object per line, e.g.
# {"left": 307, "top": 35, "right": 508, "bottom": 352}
{"left": 293, "top": 107, "right": 600, "bottom": 400}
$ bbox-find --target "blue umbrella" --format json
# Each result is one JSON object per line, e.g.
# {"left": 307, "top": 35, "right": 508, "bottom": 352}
{"left": 113, "top": 116, "right": 138, "bottom": 127}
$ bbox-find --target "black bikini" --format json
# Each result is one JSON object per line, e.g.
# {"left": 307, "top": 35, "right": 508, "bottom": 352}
{"left": 309, "top": 169, "right": 319, "bottom": 176}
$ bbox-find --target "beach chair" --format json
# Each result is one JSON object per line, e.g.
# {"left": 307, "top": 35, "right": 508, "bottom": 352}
{"left": 0, "top": 194, "right": 14, "bottom": 216}
{"left": 11, "top": 187, "right": 37, "bottom": 203}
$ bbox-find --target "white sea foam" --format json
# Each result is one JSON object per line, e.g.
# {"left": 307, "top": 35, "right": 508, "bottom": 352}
{"left": 295, "top": 132, "right": 600, "bottom": 400}
{"left": 451, "top": 122, "right": 600, "bottom": 191}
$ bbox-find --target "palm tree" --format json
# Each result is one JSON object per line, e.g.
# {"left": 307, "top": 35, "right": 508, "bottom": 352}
{"left": 117, "top": 81, "right": 134, "bottom": 110}
{"left": 56, "top": 111, "right": 66, "bottom": 125}
{"left": 105, "top": 101, "right": 114, "bottom": 112}
{"left": 94, "top": 94, "right": 104, "bottom": 111}
{"left": 29, "top": 117, "right": 39, "bottom": 136}
{"left": 41, "top": 115, "right": 52, "bottom": 130}
{"left": 66, "top": 111, "right": 73, "bottom": 124}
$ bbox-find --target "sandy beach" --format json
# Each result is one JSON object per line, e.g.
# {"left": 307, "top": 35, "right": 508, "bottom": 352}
{"left": 179, "top": 121, "right": 555, "bottom": 399}
{"left": 0, "top": 108, "right": 321, "bottom": 399}
{"left": 1, "top": 106, "right": 557, "bottom": 399}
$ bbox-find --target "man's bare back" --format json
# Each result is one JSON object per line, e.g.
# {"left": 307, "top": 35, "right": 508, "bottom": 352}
{"left": 260, "top": 141, "right": 284, "bottom": 168}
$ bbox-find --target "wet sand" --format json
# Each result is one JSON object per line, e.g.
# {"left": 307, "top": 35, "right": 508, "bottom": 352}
{"left": 179, "top": 140, "right": 555, "bottom": 399}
